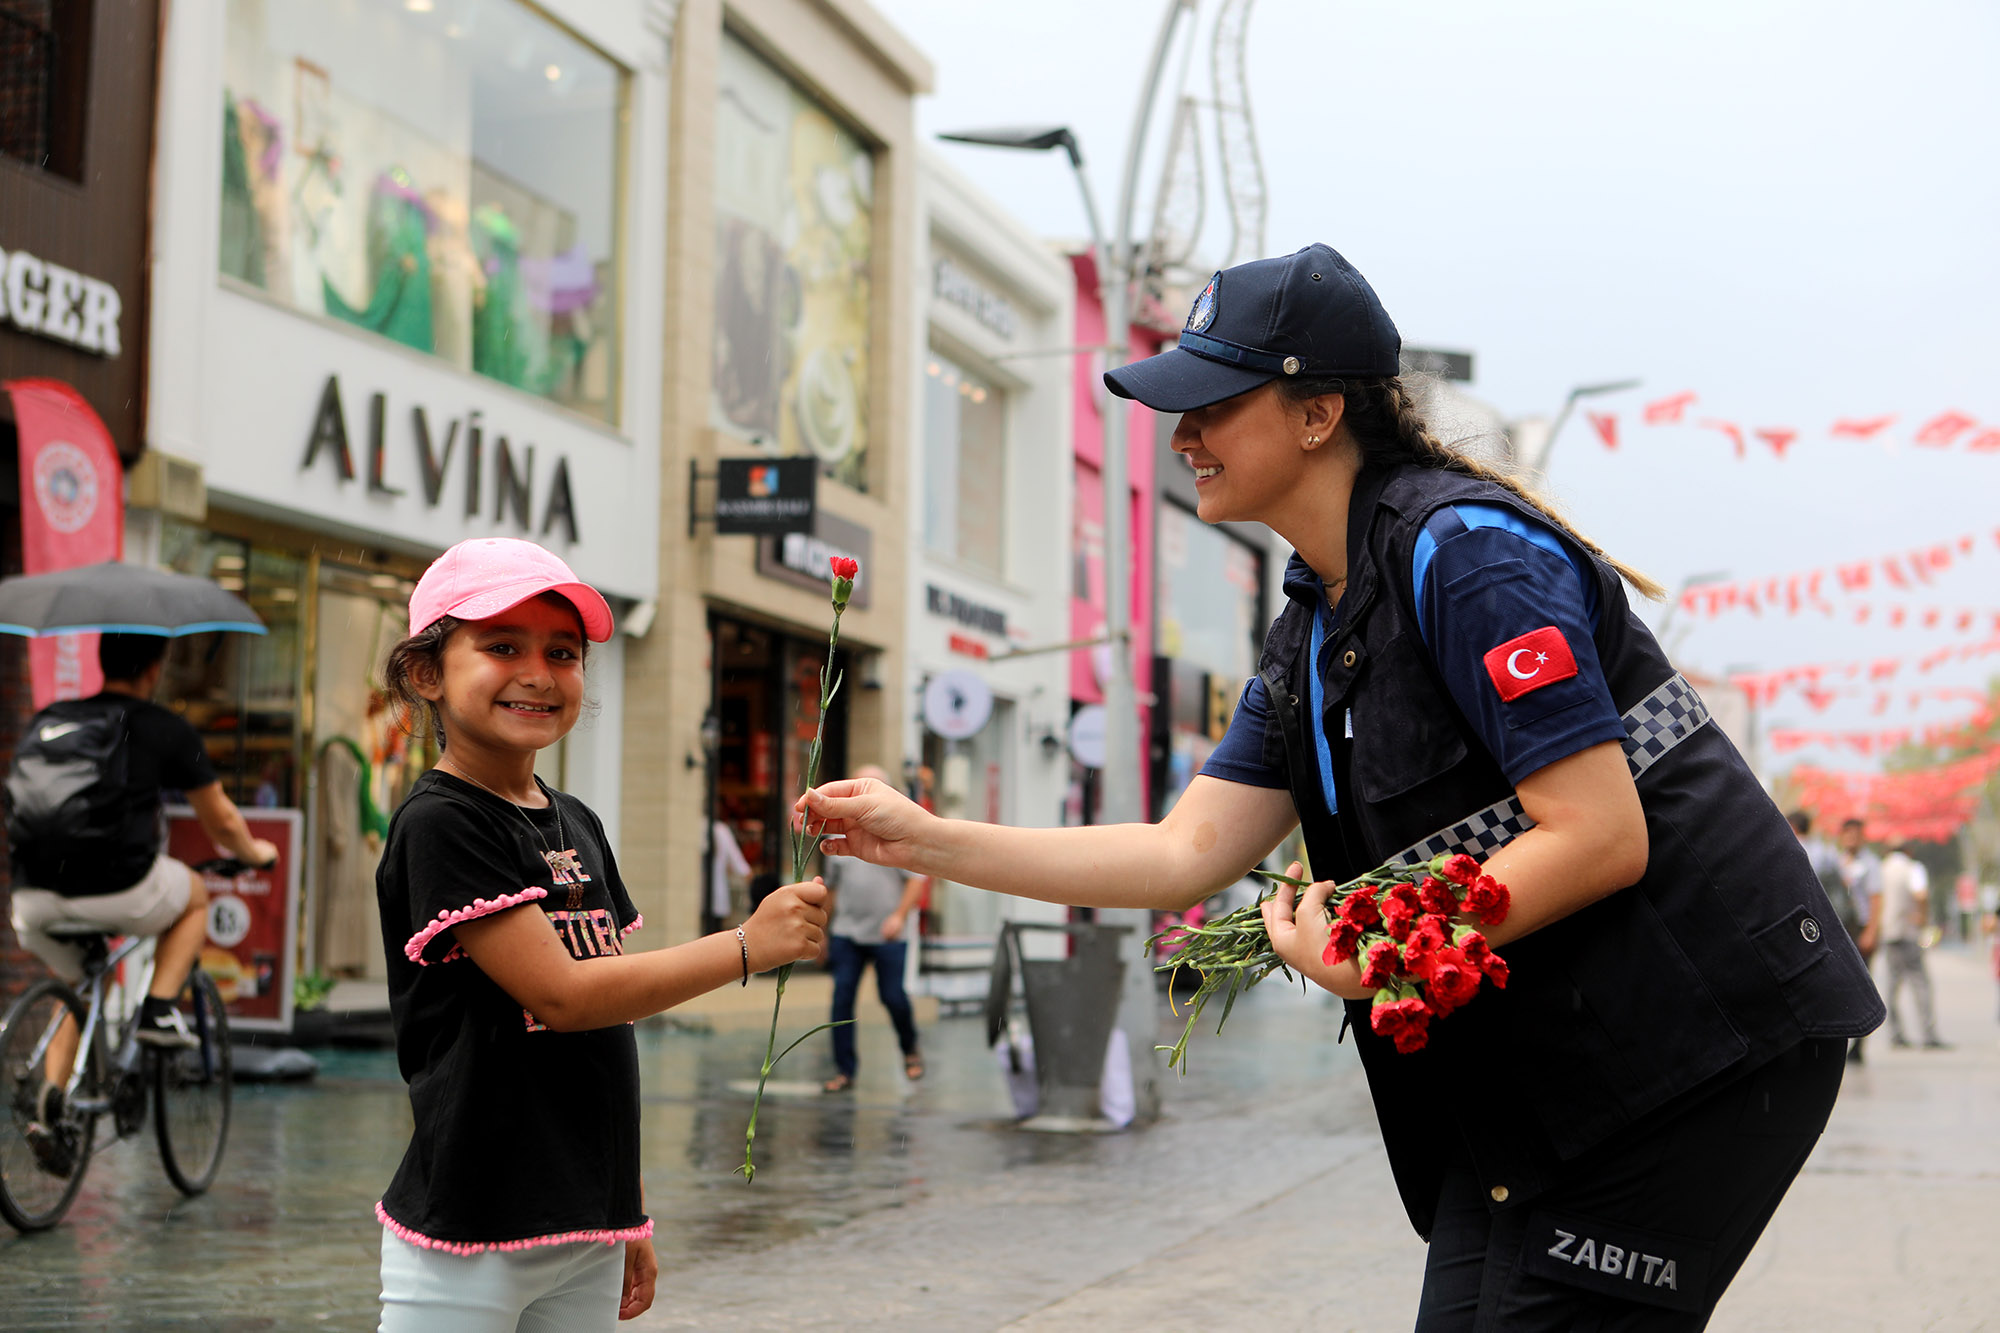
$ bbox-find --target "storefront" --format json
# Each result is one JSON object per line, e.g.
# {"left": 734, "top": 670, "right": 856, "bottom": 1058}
{"left": 141, "top": 0, "right": 668, "bottom": 986}
{"left": 1067, "top": 251, "right": 1172, "bottom": 822}
{"left": 621, "top": 3, "right": 930, "bottom": 947}
{"left": 1150, "top": 457, "right": 1273, "bottom": 819}
{"left": 0, "top": 0, "right": 162, "bottom": 997}
{"left": 905, "top": 152, "right": 1073, "bottom": 957}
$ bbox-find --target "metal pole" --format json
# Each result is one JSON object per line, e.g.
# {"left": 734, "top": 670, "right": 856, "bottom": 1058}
{"left": 1094, "top": 0, "right": 1196, "bottom": 1126}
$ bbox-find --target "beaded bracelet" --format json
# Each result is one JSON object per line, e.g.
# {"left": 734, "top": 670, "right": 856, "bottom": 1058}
{"left": 735, "top": 926, "right": 749, "bottom": 986}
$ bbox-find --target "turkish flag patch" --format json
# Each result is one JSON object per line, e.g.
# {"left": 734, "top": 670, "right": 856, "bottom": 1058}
{"left": 1483, "top": 626, "right": 1579, "bottom": 702}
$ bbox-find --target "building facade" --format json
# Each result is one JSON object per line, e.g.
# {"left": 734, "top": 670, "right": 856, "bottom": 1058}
{"left": 141, "top": 0, "right": 672, "bottom": 986}
{"left": 620, "top": 0, "right": 930, "bottom": 946}
{"left": 905, "top": 151, "right": 1074, "bottom": 968}
{"left": 0, "top": 0, "right": 163, "bottom": 995}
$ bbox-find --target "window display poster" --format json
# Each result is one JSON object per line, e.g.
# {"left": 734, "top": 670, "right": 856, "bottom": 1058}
{"left": 712, "top": 32, "right": 875, "bottom": 491}
{"left": 164, "top": 806, "right": 303, "bottom": 1032}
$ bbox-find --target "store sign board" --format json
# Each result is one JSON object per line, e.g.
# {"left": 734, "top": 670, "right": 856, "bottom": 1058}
{"left": 715, "top": 457, "right": 816, "bottom": 535}
{"left": 201, "top": 291, "right": 657, "bottom": 601}
{"left": 923, "top": 669, "right": 993, "bottom": 740}
{"left": 163, "top": 806, "right": 302, "bottom": 1033}
{"left": 755, "top": 508, "right": 872, "bottom": 609}
{"left": 931, "top": 254, "right": 1017, "bottom": 340}
{"left": 0, "top": 244, "right": 124, "bottom": 358}
{"left": 924, "top": 583, "right": 1008, "bottom": 637}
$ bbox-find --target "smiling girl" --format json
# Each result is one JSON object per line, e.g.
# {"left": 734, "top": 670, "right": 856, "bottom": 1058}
{"left": 372, "top": 538, "right": 828, "bottom": 1331}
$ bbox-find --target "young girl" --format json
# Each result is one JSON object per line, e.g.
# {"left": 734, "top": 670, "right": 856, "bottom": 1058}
{"left": 803, "top": 246, "right": 1883, "bottom": 1330}
{"left": 374, "top": 537, "right": 827, "bottom": 1331}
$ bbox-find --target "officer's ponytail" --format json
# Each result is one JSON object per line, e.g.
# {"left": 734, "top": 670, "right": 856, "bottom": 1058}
{"left": 1283, "top": 375, "right": 1667, "bottom": 602}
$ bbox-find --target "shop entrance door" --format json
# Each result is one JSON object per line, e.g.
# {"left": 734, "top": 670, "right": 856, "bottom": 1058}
{"left": 310, "top": 566, "right": 433, "bottom": 979}
{"left": 705, "top": 615, "right": 850, "bottom": 935}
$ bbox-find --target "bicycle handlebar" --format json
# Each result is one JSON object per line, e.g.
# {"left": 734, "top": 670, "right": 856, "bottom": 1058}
{"left": 190, "top": 856, "right": 279, "bottom": 877}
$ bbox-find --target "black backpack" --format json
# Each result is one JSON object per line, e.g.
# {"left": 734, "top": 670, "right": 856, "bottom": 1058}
{"left": 5, "top": 696, "right": 159, "bottom": 895}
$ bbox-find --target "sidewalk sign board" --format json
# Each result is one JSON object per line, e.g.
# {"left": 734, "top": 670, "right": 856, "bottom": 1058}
{"left": 163, "top": 805, "right": 302, "bottom": 1033}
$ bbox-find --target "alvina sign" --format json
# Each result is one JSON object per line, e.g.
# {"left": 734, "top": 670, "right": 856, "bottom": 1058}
{"left": 0, "top": 245, "right": 123, "bottom": 358}
{"left": 301, "top": 374, "right": 580, "bottom": 544}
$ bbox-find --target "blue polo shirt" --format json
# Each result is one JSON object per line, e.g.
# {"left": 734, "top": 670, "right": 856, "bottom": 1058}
{"left": 1201, "top": 504, "right": 1627, "bottom": 808}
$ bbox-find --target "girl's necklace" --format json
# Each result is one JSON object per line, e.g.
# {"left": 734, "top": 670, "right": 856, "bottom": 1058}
{"left": 439, "top": 758, "right": 584, "bottom": 908}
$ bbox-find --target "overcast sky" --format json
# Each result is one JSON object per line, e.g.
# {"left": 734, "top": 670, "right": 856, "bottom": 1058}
{"left": 875, "top": 0, "right": 2000, "bottom": 770}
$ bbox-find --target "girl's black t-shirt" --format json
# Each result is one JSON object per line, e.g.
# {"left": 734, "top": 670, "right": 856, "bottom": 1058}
{"left": 375, "top": 769, "right": 649, "bottom": 1252}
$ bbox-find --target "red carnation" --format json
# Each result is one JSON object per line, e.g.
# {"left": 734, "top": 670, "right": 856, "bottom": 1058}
{"left": 828, "top": 556, "right": 859, "bottom": 580}
{"left": 1457, "top": 930, "right": 1510, "bottom": 988}
{"left": 1463, "top": 874, "right": 1511, "bottom": 927}
{"left": 1358, "top": 939, "right": 1403, "bottom": 989}
{"left": 1323, "top": 917, "right": 1365, "bottom": 966}
{"left": 1370, "top": 995, "right": 1434, "bottom": 1054}
{"left": 1417, "top": 875, "right": 1459, "bottom": 917}
{"left": 1400, "top": 913, "right": 1451, "bottom": 967}
{"left": 1438, "top": 853, "right": 1481, "bottom": 886}
{"left": 1379, "top": 884, "right": 1423, "bottom": 940}
{"left": 1421, "top": 947, "right": 1484, "bottom": 1016}
{"left": 1337, "top": 887, "right": 1381, "bottom": 929}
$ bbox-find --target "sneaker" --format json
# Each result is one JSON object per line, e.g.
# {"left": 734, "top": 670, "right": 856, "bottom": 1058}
{"left": 135, "top": 997, "right": 199, "bottom": 1050}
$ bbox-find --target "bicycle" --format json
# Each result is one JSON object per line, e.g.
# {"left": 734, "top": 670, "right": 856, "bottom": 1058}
{"left": 0, "top": 857, "right": 250, "bottom": 1232}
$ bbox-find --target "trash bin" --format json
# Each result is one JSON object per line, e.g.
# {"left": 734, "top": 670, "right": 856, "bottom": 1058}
{"left": 985, "top": 921, "right": 1132, "bottom": 1125}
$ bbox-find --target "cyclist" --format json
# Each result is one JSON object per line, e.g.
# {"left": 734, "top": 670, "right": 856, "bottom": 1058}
{"left": 7, "top": 633, "right": 276, "bottom": 1168}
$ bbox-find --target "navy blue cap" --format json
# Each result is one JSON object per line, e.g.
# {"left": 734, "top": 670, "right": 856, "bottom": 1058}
{"left": 1105, "top": 243, "right": 1400, "bottom": 412}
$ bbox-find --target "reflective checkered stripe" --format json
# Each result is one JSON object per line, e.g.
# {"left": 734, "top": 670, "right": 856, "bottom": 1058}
{"left": 1388, "top": 674, "right": 1712, "bottom": 868}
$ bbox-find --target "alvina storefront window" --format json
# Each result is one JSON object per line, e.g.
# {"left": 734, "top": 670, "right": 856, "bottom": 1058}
{"left": 219, "top": 0, "right": 624, "bottom": 423}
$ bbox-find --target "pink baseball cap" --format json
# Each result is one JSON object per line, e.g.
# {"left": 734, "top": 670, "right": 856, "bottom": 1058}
{"left": 409, "top": 538, "right": 615, "bottom": 642}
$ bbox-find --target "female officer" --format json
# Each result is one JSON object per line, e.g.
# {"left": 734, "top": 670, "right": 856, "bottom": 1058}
{"left": 802, "top": 243, "right": 1883, "bottom": 1330}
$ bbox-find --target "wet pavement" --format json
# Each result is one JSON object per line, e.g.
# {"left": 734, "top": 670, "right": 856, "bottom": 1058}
{"left": 2, "top": 946, "right": 1996, "bottom": 1330}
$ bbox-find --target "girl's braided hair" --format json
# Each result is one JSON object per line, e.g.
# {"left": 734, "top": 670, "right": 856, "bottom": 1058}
{"left": 1279, "top": 375, "right": 1666, "bottom": 601}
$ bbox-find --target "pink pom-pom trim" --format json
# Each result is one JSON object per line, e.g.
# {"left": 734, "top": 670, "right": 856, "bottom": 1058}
{"left": 376, "top": 1202, "right": 652, "bottom": 1254}
{"left": 620, "top": 914, "right": 644, "bottom": 940}
{"left": 402, "top": 887, "right": 549, "bottom": 965}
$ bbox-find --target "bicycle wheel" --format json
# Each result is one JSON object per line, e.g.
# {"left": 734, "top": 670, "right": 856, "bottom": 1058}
{"left": 152, "top": 969, "right": 231, "bottom": 1196}
{"left": 0, "top": 980, "right": 96, "bottom": 1232}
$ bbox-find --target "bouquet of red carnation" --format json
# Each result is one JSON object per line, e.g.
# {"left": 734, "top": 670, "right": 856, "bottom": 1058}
{"left": 1150, "top": 853, "right": 1512, "bottom": 1069}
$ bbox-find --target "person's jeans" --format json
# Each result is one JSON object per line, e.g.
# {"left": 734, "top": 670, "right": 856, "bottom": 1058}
{"left": 1883, "top": 937, "right": 1940, "bottom": 1044}
{"left": 829, "top": 935, "right": 919, "bottom": 1078}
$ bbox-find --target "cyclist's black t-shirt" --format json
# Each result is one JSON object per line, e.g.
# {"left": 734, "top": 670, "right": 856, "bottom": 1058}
{"left": 375, "top": 769, "right": 649, "bottom": 1252}
{"left": 13, "top": 692, "right": 220, "bottom": 895}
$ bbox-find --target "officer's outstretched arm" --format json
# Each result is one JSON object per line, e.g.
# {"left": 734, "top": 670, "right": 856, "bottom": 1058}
{"left": 801, "top": 774, "right": 1298, "bottom": 914}
{"left": 1474, "top": 740, "right": 1648, "bottom": 946}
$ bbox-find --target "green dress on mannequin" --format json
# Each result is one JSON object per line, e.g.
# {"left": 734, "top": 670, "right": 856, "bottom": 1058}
{"left": 323, "top": 168, "right": 436, "bottom": 353}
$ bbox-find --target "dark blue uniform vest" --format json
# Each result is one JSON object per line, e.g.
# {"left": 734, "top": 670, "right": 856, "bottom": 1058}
{"left": 1257, "top": 463, "right": 1883, "bottom": 1237}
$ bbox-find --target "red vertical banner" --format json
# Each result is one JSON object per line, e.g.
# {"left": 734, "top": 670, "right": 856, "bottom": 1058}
{"left": 4, "top": 379, "right": 124, "bottom": 707}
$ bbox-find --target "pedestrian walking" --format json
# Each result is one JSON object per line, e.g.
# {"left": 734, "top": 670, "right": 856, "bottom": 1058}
{"left": 820, "top": 765, "right": 926, "bottom": 1093}
{"left": 1833, "top": 816, "right": 1883, "bottom": 1063}
{"left": 801, "top": 244, "right": 1884, "bottom": 1330}
{"left": 372, "top": 538, "right": 828, "bottom": 1332}
{"left": 1876, "top": 840, "right": 1947, "bottom": 1049}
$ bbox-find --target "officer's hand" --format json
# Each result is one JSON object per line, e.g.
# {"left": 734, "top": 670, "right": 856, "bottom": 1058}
{"left": 1260, "top": 862, "right": 1371, "bottom": 1000}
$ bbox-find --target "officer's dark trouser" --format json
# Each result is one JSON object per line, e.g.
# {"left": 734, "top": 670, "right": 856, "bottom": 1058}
{"left": 1415, "top": 1037, "right": 1846, "bottom": 1331}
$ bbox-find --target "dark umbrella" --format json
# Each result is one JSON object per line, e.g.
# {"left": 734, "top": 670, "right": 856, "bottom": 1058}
{"left": 0, "top": 562, "right": 266, "bottom": 637}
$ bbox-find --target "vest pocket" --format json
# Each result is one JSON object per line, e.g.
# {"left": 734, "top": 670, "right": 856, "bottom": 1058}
{"left": 1350, "top": 629, "right": 1467, "bottom": 801}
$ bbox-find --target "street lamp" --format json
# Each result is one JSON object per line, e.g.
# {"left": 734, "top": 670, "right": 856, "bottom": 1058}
{"left": 1521, "top": 378, "right": 1641, "bottom": 479}
{"left": 936, "top": 0, "right": 1196, "bottom": 1127}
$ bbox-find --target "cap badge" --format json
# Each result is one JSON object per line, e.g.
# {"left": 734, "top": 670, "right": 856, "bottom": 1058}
{"left": 1185, "top": 272, "right": 1219, "bottom": 333}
